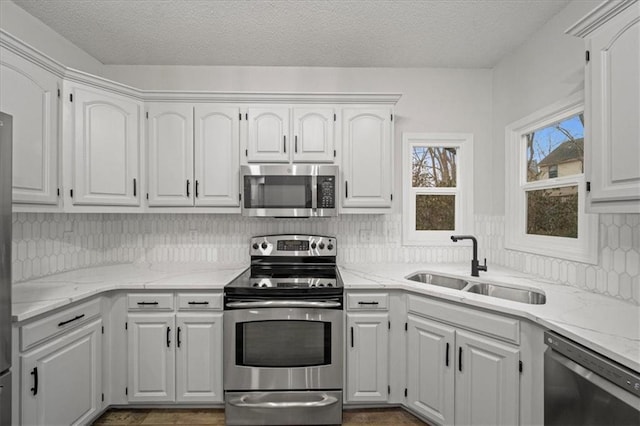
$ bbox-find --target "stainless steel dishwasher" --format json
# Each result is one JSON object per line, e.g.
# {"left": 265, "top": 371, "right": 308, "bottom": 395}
{"left": 544, "top": 331, "right": 640, "bottom": 426}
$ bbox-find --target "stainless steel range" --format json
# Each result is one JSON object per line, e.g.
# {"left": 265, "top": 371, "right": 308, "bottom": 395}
{"left": 224, "top": 234, "right": 343, "bottom": 426}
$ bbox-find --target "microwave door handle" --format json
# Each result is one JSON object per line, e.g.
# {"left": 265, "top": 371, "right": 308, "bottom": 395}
{"left": 311, "top": 174, "right": 318, "bottom": 210}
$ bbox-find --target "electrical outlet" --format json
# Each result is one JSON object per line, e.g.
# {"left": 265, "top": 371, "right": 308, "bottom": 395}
{"left": 359, "top": 229, "right": 372, "bottom": 243}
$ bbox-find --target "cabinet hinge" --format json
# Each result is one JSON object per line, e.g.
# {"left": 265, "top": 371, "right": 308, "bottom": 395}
{"left": 388, "top": 385, "right": 391, "bottom": 395}
{"left": 333, "top": 113, "right": 336, "bottom": 121}
{"left": 70, "top": 189, "right": 73, "bottom": 198}
{"left": 101, "top": 393, "right": 104, "bottom": 402}
{"left": 519, "top": 360, "right": 523, "bottom": 373}
{"left": 585, "top": 50, "right": 590, "bottom": 63}
{"left": 69, "top": 93, "right": 73, "bottom": 102}
{"left": 405, "top": 322, "right": 408, "bottom": 331}
{"left": 404, "top": 388, "right": 408, "bottom": 397}
{"left": 586, "top": 181, "right": 591, "bottom": 192}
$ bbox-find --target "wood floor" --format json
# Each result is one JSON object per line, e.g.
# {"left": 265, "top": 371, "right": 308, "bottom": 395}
{"left": 92, "top": 407, "right": 430, "bottom": 426}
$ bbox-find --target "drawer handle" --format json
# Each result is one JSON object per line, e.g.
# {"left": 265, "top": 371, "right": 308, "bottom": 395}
{"left": 58, "top": 314, "right": 85, "bottom": 327}
{"left": 187, "top": 301, "right": 209, "bottom": 305}
{"left": 357, "top": 301, "right": 379, "bottom": 305}
{"left": 137, "top": 302, "right": 159, "bottom": 306}
{"left": 30, "top": 367, "right": 38, "bottom": 396}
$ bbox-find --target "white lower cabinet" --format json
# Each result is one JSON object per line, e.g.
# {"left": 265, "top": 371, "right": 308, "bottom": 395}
{"left": 175, "top": 313, "right": 223, "bottom": 402}
{"left": 345, "top": 292, "right": 391, "bottom": 403}
{"left": 406, "top": 297, "right": 521, "bottom": 426}
{"left": 21, "top": 319, "right": 103, "bottom": 426}
{"left": 126, "top": 293, "right": 223, "bottom": 404}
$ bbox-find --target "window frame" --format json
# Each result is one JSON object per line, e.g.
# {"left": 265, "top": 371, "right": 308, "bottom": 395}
{"left": 504, "top": 92, "right": 598, "bottom": 264}
{"left": 402, "top": 133, "right": 474, "bottom": 245}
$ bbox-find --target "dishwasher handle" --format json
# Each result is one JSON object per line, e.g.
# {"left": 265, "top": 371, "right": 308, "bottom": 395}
{"left": 546, "top": 348, "right": 639, "bottom": 408}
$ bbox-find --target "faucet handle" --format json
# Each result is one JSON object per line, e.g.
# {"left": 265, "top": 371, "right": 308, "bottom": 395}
{"left": 479, "top": 258, "right": 488, "bottom": 272}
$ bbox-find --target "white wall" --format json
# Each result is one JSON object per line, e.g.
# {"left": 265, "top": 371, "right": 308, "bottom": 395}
{"left": 103, "top": 65, "right": 494, "bottom": 214}
{"left": 491, "top": 0, "right": 601, "bottom": 214}
{"left": 0, "top": 0, "right": 104, "bottom": 75}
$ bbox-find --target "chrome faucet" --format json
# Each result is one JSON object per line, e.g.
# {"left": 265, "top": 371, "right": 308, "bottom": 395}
{"left": 451, "top": 235, "right": 487, "bottom": 277}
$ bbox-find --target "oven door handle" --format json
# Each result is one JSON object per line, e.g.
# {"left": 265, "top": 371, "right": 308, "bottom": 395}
{"left": 226, "top": 300, "right": 341, "bottom": 309}
{"left": 228, "top": 393, "right": 339, "bottom": 408}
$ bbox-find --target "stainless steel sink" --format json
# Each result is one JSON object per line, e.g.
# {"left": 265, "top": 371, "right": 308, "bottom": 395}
{"left": 466, "top": 283, "right": 546, "bottom": 304}
{"left": 405, "top": 273, "right": 468, "bottom": 290}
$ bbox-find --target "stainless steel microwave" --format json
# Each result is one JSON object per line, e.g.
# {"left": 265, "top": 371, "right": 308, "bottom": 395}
{"left": 241, "top": 165, "right": 338, "bottom": 217}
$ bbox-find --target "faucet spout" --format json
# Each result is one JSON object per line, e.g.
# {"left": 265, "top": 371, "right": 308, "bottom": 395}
{"left": 450, "top": 235, "right": 487, "bottom": 277}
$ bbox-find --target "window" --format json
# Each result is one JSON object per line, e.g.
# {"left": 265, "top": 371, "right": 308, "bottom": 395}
{"left": 402, "top": 133, "right": 473, "bottom": 245}
{"left": 505, "top": 92, "right": 597, "bottom": 263}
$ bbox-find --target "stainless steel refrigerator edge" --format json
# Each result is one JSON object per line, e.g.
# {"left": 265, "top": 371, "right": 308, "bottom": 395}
{"left": 0, "top": 112, "right": 12, "bottom": 426}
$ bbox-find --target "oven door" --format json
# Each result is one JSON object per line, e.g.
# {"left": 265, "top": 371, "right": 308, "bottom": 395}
{"left": 224, "top": 307, "right": 343, "bottom": 391}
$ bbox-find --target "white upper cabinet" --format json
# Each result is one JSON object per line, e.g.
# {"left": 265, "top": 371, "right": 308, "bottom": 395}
{"left": 147, "top": 103, "right": 194, "bottom": 206}
{"left": 341, "top": 108, "right": 393, "bottom": 210}
{"left": 0, "top": 48, "right": 60, "bottom": 206}
{"left": 246, "top": 107, "right": 290, "bottom": 163}
{"left": 65, "top": 81, "right": 142, "bottom": 206}
{"left": 194, "top": 105, "right": 240, "bottom": 207}
{"left": 292, "top": 107, "right": 335, "bottom": 163}
{"left": 567, "top": 1, "right": 640, "bottom": 213}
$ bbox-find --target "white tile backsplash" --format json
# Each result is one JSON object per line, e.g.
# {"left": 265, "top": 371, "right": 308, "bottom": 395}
{"left": 11, "top": 212, "right": 640, "bottom": 304}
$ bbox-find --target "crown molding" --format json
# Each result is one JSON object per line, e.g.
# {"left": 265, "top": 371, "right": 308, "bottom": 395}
{"left": 565, "top": 0, "right": 638, "bottom": 38}
{"left": 1, "top": 29, "right": 401, "bottom": 105}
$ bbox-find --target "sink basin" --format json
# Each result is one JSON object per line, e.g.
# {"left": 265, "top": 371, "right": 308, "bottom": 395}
{"left": 406, "top": 273, "right": 468, "bottom": 290}
{"left": 466, "top": 283, "right": 546, "bottom": 305}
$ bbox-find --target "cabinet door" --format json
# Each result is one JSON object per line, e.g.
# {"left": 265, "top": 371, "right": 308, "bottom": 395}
{"left": 586, "top": 5, "right": 640, "bottom": 212}
{"left": 454, "top": 330, "right": 520, "bottom": 426}
{"left": 346, "top": 312, "right": 389, "bottom": 402}
{"left": 147, "top": 103, "right": 194, "bottom": 206}
{"left": 127, "top": 313, "right": 175, "bottom": 402}
{"left": 341, "top": 108, "right": 392, "bottom": 209}
{"left": 292, "top": 108, "right": 335, "bottom": 163}
{"left": 194, "top": 105, "right": 240, "bottom": 206}
{"left": 0, "top": 48, "right": 59, "bottom": 205}
{"left": 21, "top": 319, "right": 102, "bottom": 426}
{"left": 407, "top": 315, "right": 455, "bottom": 425}
{"left": 246, "top": 107, "right": 290, "bottom": 163}
{"left": 68, "top": 83, "right": 141, "bottom": 206}
{"left": 175, "top": 313, "right": 223, "bottom": 402}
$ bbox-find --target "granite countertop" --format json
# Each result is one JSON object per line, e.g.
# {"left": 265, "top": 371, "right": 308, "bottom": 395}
{"left": 339, "top": 262, "right": 640, "bottom": 373}
{"left": 11, "top": 261, "right": 640, "bottom": 373}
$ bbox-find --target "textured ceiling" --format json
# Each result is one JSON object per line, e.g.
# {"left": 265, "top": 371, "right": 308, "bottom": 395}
{"left": 12, "top": 0, "right": 571, "bottom": 68}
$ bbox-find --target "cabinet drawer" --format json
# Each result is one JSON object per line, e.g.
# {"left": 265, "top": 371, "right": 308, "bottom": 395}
{"left": 176, "top": 293, "right": 222, "bottom": 310}
{"left": 408, "top": 295, "right": 520, "bottom": 344}
{"left": 127, "top": 293, "right": 174, "bottom": 310}
{"left": 21, "top": 298, "right": 102, "bottom": 351}
{"left": 347, "top": 293, "right": 389, "bottom": 310}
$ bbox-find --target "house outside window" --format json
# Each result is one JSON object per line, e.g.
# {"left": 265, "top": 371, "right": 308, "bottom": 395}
{"left": 402, "top": 133, "right": 473, "bottom": 245}
{"left": 505, "top": 92, "right": 597, "bottom": 263}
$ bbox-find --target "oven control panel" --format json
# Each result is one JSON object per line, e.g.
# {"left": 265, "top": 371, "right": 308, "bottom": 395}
{"left": 250, "top": 234, "right": 336, "bottom": 256}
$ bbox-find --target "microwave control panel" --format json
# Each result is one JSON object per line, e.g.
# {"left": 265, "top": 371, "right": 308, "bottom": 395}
{"left": 318, "top": 176, "right": 336, "bottom": 209}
